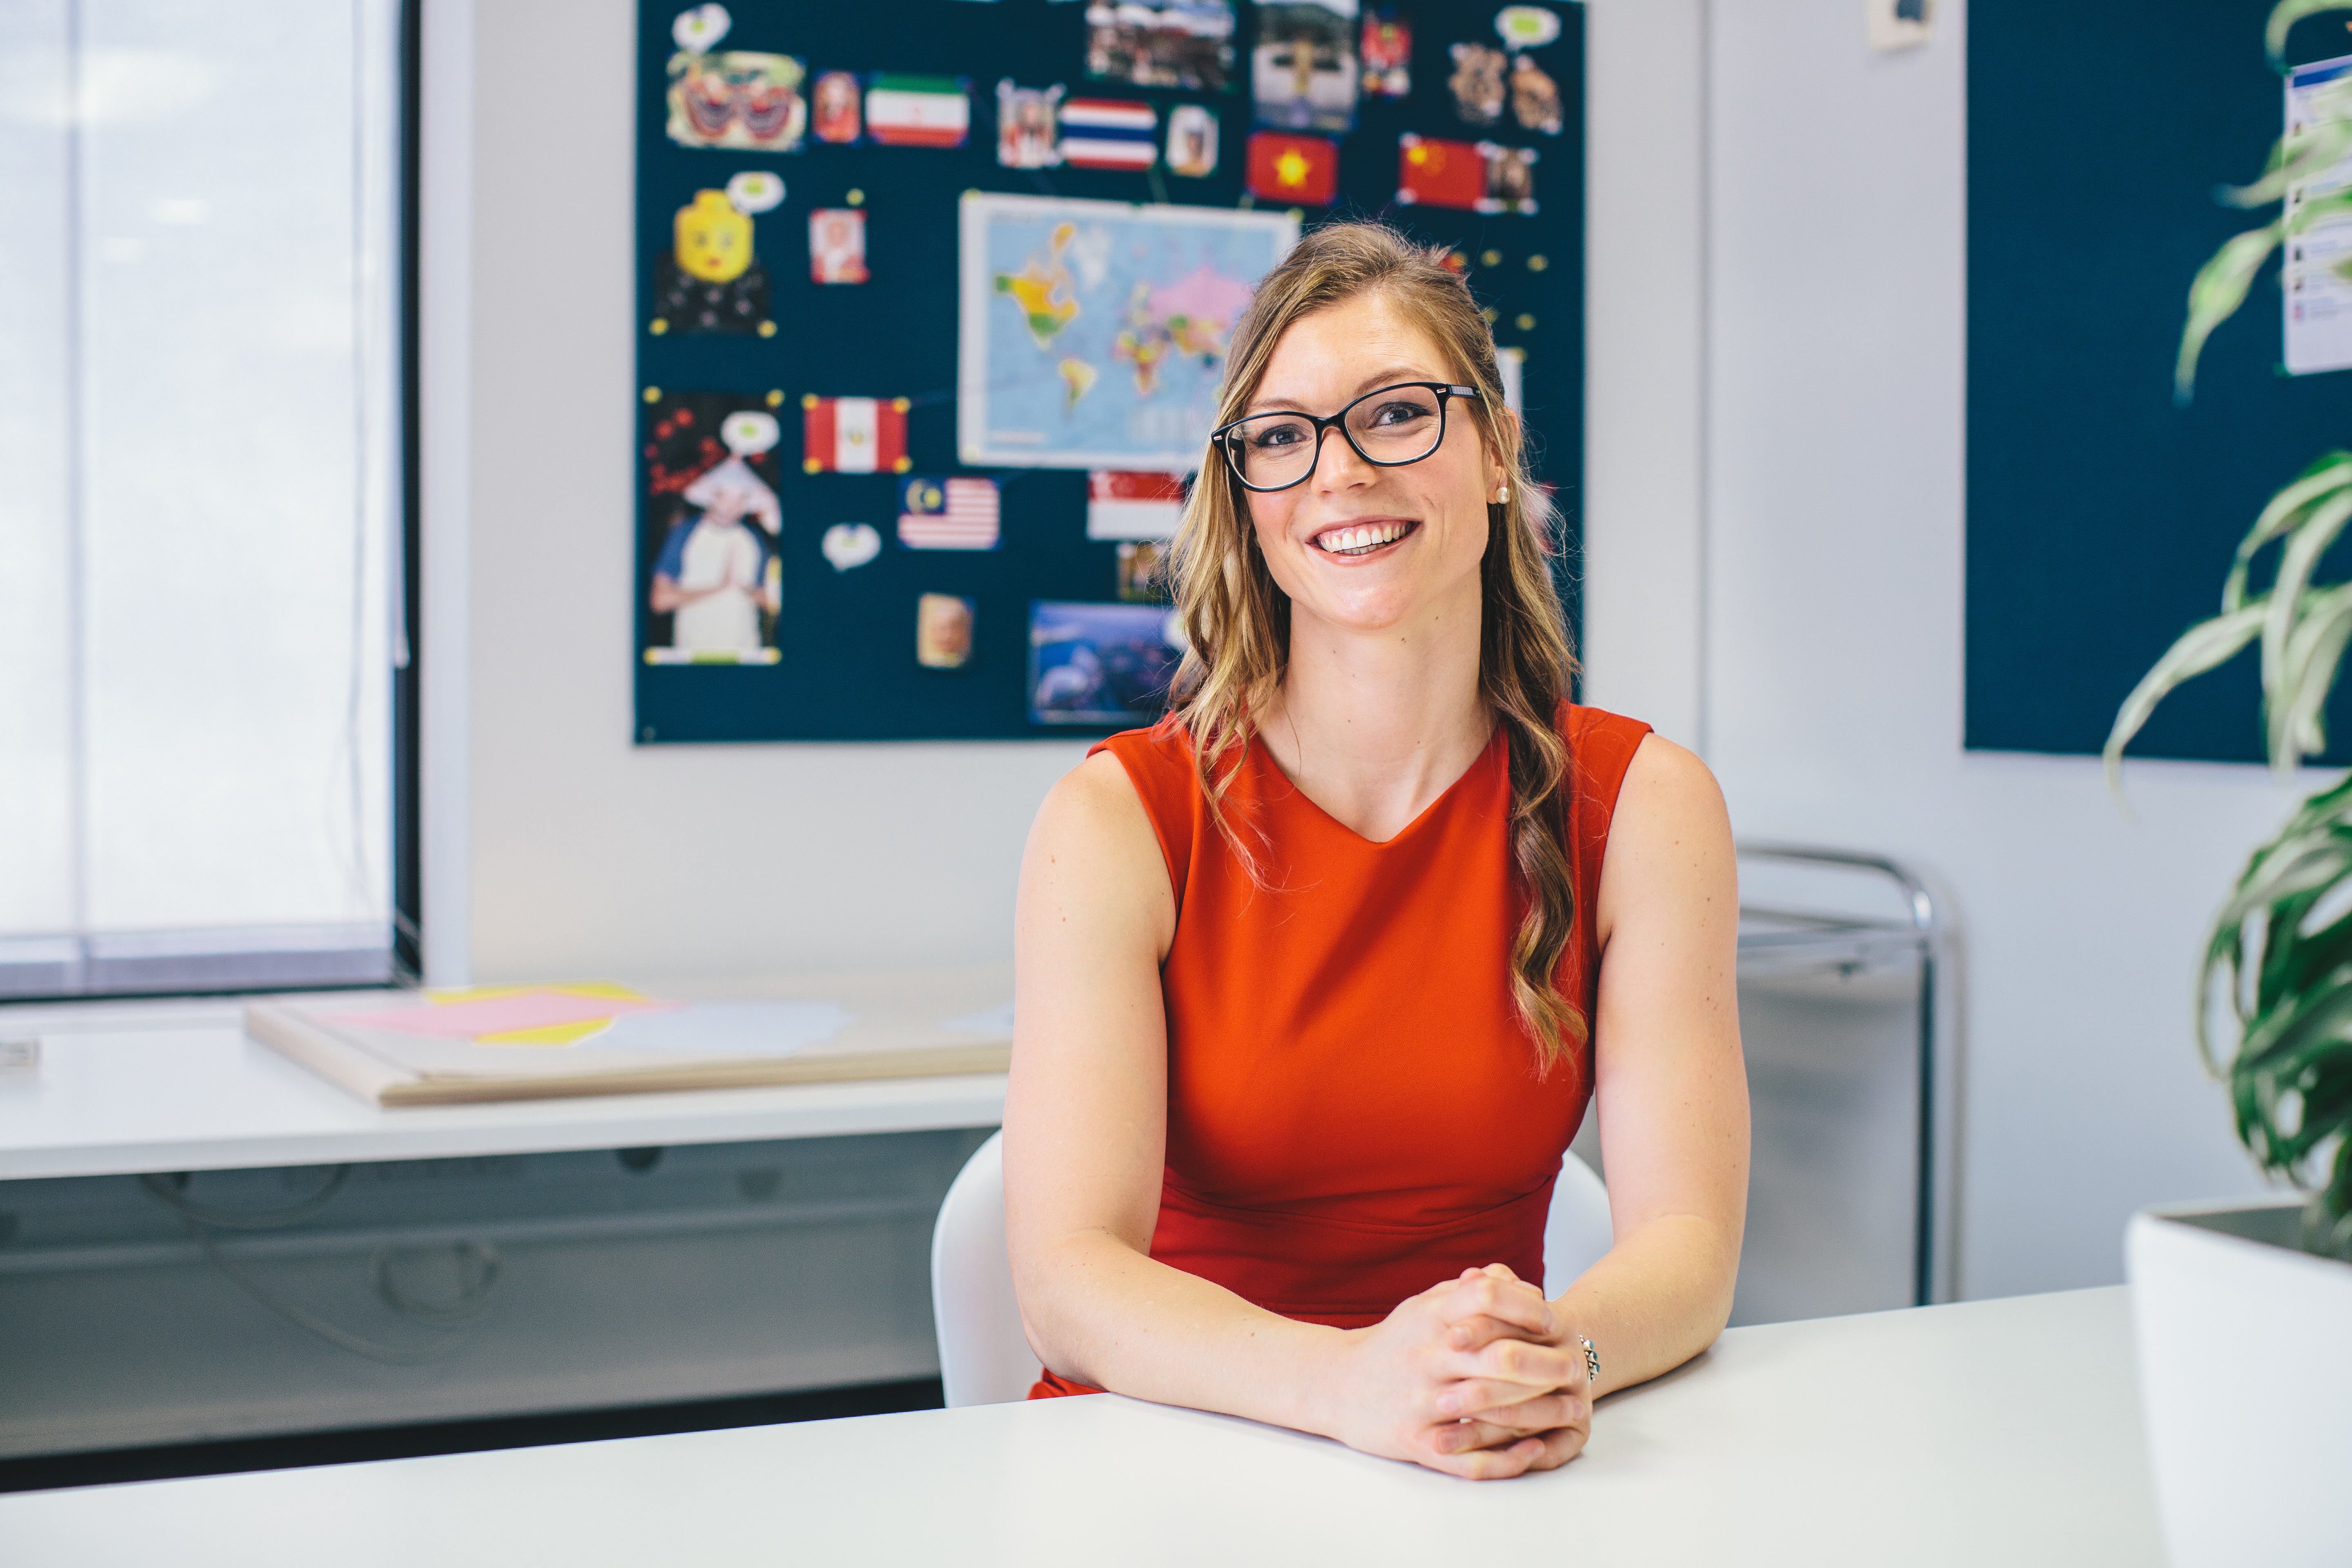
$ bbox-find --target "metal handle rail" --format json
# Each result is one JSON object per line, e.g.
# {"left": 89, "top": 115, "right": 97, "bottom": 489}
{"left": 1734, "top": 843, "right": 1947, "bottom": 1308}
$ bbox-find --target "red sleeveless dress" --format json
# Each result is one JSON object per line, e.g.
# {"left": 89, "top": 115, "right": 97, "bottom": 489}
{"left": 1030, "top": 702, "right": 1652, "bottom": 1398}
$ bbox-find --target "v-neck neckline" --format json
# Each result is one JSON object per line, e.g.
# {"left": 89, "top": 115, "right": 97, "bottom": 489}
{"left": 1248, "top": 723, "right": 1504, "bottom": 848}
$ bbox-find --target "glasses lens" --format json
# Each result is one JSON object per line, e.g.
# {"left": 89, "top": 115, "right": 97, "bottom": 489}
{"left": 1343, "top": 387, "right": 1444, "bottom": 464}
{"left": 1226, "top": 414, "right": 1319, "bottom": 488}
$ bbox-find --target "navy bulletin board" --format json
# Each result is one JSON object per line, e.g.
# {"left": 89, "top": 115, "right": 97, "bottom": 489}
{"left": 1967, "top": 1, "right": 2352, "bottom": 762}
{"left": 633, "top": 0, "right": 1586, "bottom": 743}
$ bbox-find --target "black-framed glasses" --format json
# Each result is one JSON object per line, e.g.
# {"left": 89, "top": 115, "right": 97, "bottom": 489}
{"left": 1210, "top": 381, "right": 1483, "bottom": 493}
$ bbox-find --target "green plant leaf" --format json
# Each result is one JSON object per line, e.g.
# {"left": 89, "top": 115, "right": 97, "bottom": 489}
{"left": 2176, "top": 223, "right": 2285, "bottom": 403}
{"left": 2221, "top": 452, "right": 2352, "bottom": 612}
{"left": 2258, "top": 488, "right": 2352, "bottom": 723}
{"left": 2222, "top": 119, "right": 2352, "bottom": 207}
{"left": 2104, "top": 605, "right": 2266, "bottom": 795}
{"left": 2271, "top": 583, "right": 2352, "bottom": 765}
{"left": 2266, "top": 0, "right": 2352, "bottom": 65}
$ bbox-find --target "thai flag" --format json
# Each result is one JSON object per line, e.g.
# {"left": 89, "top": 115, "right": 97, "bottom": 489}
{"left": 1086, "top": 471, "right": 1187, "bottom": 540}
{"left": 898, "top": 476, "right": 1001, "bottom": 549}
{"left": 1059, "top": 98, "right": 1158, "bottom": 170}
{"left": 802, "top": 395, "right": 911, "bottom": 474}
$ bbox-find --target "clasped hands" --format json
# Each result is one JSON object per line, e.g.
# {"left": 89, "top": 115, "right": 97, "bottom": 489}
{"left": 1323, "top": 1263, "right": 1590, "bottom": 1481}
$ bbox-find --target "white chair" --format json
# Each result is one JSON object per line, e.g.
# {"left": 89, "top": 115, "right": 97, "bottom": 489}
{"left": 929, "top": 1131, "right": 1614, "bottom": 1408}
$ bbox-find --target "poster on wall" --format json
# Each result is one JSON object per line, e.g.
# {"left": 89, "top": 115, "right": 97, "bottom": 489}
{"left": 956, "top": 193, "right": 1298, "bottom": 470}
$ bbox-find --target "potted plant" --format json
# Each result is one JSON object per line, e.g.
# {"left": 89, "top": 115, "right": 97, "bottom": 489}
{"left": 2103, "top": 3, "right": 2352, "bottom": 1561}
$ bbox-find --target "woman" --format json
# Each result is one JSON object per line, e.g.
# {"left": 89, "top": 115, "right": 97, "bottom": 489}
{"left": 1004, "top": 223, "right": 1748, "bottom": 1481}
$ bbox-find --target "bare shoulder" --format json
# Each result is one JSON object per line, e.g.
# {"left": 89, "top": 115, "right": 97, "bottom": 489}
{"left": 1021, "top": 749, "right": 1176, "bottom": 957}
{"left": 1593, "top": 734, "right": 1735, "bottom": 946}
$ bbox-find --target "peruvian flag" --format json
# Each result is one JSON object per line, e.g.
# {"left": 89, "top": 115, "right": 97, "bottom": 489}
{"left": 1246, "top": 132, "right": 1339, "bottom": 207}
{"left": 1059, "top": 98, "right": 1158, "bottom": 170}
{"left": 864, "top": 74, "right": 970, "bottom": 147}
{"left": 1086, "top": 470, "right": 1188, "bottom": 540}
{"left": 802, "top": 395, "right": 911, "bottom": 474}
{"left": 1395, "top": 134, "right": 1486, "bottom": 212}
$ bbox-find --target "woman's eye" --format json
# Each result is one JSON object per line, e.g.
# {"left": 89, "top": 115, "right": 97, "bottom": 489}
{"left": 1252, "top": 423, "right": 1307, "bottom": 448}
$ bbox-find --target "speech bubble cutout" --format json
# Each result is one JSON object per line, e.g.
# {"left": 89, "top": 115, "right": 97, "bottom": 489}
{"left": 822, "top": 522, "right": 882, "bottom": 572}
{"left": 673, "top": 4, "right": 731, "bottom": 53}
{"left": 726, "top": 170, "right": 785, "bottom": 214}
{"left": 720, "top": 410, "right": 780, "bottom": 455}
{"left": 1493, "top": 5, "right": 1561, "bottom": 49}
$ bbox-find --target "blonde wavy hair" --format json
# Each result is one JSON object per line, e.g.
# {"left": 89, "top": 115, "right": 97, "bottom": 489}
{"left": 1161, "top": 222, "right": 1586, "bottom": 1069}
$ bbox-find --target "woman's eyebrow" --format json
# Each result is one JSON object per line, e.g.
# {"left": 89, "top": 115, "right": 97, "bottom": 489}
{"left": 1244, "top": 368, "right": 1444, "bottom": 416}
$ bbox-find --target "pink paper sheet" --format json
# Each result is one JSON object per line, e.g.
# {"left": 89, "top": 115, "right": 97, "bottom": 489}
{"left": 326, "top": 991, "right": 679, "bottom": 1039}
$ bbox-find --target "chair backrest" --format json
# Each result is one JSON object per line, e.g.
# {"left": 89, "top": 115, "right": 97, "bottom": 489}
{"left": 929, "top": 1132, "right": 1612, "bottom": 1407}
{"left": 929, "top": 1130, "right": 1041, "bottom": 1407}
{"left": 1541, "top": 1148, "right": 1614, "bottom": 1293}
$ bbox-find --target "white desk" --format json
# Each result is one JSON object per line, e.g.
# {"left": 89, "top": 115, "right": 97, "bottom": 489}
{"left": 0, "top": 983, "right": 1010, "bottom": 1180}
{"left": 0, "top": 1287, "right": 2160, "bottom": 1566}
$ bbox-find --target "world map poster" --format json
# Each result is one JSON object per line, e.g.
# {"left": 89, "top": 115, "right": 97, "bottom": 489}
{"left": 956, "top": 194, "right": 1300, "bottom": 470}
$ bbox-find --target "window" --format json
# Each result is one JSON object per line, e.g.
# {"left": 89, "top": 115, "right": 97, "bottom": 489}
{"left": 0, "top": 0, "right": 411, "bottom": 997}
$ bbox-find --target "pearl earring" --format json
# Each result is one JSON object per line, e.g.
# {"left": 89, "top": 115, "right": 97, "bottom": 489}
{"left": 1494, "top": 484, "right": 1510, "bottom": 503}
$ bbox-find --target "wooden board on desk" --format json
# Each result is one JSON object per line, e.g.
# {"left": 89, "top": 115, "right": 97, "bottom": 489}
{"left": 245, "top": 969, "right": 1013, "bottom": 1108}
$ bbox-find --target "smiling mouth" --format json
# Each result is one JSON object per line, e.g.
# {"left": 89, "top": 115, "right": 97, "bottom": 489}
{"left": 1312, "top": 519, "right": 1419, "bottom": 557}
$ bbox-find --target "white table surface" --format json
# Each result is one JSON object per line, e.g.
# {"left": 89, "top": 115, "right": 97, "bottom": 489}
{"left": 0, "top": 1286, "right": 2160, "bottom": 1566}
{"left": 0, "top": 997, "right": 1007, "bottom": 1180}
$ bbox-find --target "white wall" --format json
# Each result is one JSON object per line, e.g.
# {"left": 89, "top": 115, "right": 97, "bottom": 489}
{"left": 462, "top": 0, "right": 1083, "bottom": 982}
{"left": 1661, "top": 0, "right": 2282, "bottom": 1298}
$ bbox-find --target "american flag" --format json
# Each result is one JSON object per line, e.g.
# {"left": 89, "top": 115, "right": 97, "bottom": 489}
{"left": 898, "top": 475, "right": 1001, "bottom": 550}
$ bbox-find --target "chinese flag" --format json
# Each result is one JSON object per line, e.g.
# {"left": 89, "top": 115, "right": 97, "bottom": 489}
{"left": 1395, "top": 134, "right": 1486, "bottom": 212}
{"left": 1246, "top": 132, "right": 1339, "bottom": 206}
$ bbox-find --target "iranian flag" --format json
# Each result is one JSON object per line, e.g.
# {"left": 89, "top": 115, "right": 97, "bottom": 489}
{"left": 864, "top": 74, "right": 970, "bottom": 147}
{"left": 802, "top": 395, "right": 911, "bottom": 474}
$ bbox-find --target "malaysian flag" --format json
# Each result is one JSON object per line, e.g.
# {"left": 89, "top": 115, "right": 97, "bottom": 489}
{"left": 898, "top": 476, "right": 1001, "bottom": 549}
{"left": 1059, "top": 98, "right": 1158, "bottom": 170}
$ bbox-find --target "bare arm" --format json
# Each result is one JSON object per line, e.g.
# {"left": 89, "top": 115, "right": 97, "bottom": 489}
{"left": 1557, "top": 733, "right": 1750, "bottom": 1396}
{"left": 1004, "top": 753, "right": 1580, "bottom": 1478}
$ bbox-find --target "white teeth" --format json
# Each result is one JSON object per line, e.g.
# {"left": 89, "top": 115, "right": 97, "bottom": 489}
{"left": 1317, "top": 521, "right": 1409, "bottom": 555}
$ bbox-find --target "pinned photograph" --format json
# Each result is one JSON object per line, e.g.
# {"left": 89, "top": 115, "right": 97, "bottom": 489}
{"left": 650, "top": 186, "right": 773, "bottom": 336}
{"left": 898, "top": 475, "right": 1002, "bottom": 550}
{"left": 822, "top": 521, "right": 882, "bottom": 572}
{"left": 1087, "top": 470, "right": 1188, "bottom": 539}
{"left": 802, "top": 394, "right": 912, "bottom": 474}
{"left": 1247, "top": 131, "right": 1339, "bottom": 206}
{"left": 1165, "top": 104, "right": 1220, "bottom": 177}
{"left": 865, "top": 74, "right": 970, "bottom": 147}
{"left": 1361, "top": 9, "right": 1410, "bottom": 98}
{"left": 1117, "top": 540, "right": 1169, "bottom": 603}
{"left": 1483, "top": 141, "right": 1538, "bottom": 214}
{"left": 1028, "top": 601, "right": 1185, "bottom": 726}
{"left": 1253, "top": 0, "right": 1359, "bottom": 134}
{"left": 1059, "top": 98, "right": 1158, "bottom": 170}
{"left": 643, "top": 392, "right": 784, "bottom": 665}
{"left": 809, "top": 207, "right": 869, "bottom": 284}
{"left": 667, "top": 50, "right": 808, "bottom": 151}
{"left": 1083, "top": 0, "right": 1236, "bottom": 94}
{"left": 1447, "top": 42, "right": 1506, "bottom": 128}
{"left": 917, "top": 593, "right": 978, "bottom": 670}
{"left": 1508, "top": 51, "right": 1563, "bottom": 135}
{"left": 997, "top": 80, "right": 1067, "bottom": 169}
{"left": 811, "top": 69, "right": 862, "bottom": 143}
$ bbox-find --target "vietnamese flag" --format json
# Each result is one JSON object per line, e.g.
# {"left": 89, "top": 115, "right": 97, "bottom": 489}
{"left": 1246, "top": 131, "right": 1339, "bottom": 206}
{"left": 1395, "top": 133, "right": 1486, "bottom": 212}
{"left": 802, "top": 395, "right": 911, "bottom": 474}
